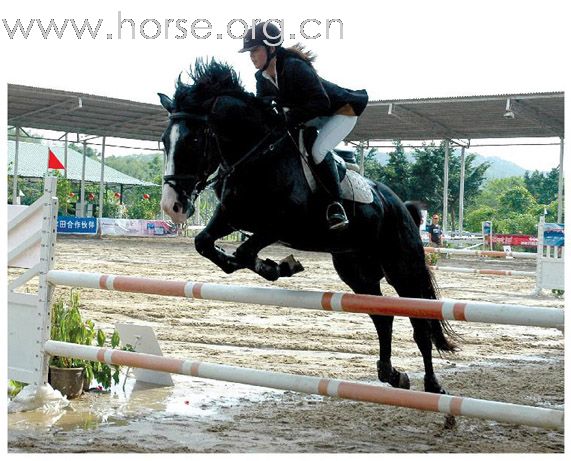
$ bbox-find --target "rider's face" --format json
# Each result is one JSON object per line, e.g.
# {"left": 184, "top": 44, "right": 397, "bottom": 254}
{"left": 249, "top": 46, "right": 267, "bottom": 70}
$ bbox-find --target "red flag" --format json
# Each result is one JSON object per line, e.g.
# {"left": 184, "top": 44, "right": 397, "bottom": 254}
{"left": 48, "top": 148, "right": 65, "bottom": 170}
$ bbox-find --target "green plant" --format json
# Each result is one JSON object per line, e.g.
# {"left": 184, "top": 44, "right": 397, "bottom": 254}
{"left": 50, "top": 291, "right": 122, "bottom": 390}
{"left": 425, "top": 251, "right": 440, "bottom": 266}
{"left": 8, "top": 380, "right": 26, "bottom": 397}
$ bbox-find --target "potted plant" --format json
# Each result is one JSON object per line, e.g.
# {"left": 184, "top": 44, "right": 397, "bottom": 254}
{"left": 49, "top": 290, "right": 122, "bottom": 398}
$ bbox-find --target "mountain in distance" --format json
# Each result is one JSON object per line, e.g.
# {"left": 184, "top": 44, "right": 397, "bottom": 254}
{"left": 106, "top": 149, "right": 527, "bottom": 183}
{"left": 370, "top": 150, "right": 527, "bottom": 180}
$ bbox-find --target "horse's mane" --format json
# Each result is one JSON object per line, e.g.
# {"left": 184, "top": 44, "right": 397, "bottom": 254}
{"left": 173, "top": 58, "right": 259, "bottom": 111}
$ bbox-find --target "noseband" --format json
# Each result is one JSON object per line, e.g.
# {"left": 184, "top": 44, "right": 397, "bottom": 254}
{"left": 162, "top": 111, "right": 213, "bottom": 200}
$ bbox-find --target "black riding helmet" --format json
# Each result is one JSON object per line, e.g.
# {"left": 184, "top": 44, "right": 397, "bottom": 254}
{"left": 238, "top": 21, "right": 282, "bottom": 71}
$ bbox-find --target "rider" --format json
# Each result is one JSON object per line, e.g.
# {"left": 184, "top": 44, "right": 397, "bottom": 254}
{"left": 239, "top": 21, "right": 368, "bottom": 231}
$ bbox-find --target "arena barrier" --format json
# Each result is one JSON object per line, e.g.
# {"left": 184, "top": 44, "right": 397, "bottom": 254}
{"left": 424, "top": 246, "right": 537, "bottom": 259}
{"left": 428, "top": 266, "right": 535, "bottom": 278}
{"left": 425, "top": 230, "right": 565, "bottom": 293}
{"left": 7, "top": 177, "right": 564, "bottom": 431}
{"left": 534, "top": 218, "right": 565, "bottom": 294}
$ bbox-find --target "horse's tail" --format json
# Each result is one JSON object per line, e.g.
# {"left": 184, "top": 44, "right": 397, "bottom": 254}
{"left": 404, "top": 201, "right": 423, "bottom": 228}
{"left": 424, "top": 268, "right": 460, "bottom": 353}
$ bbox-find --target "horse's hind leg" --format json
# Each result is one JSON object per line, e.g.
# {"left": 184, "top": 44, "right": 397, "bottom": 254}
{"left": 233, "top": 233, "right": 304, "bottom": 281}
{"left": 332, "top": 253, "right": 410, "bottom": 389}
{"left": 370, "top": 315, "right": 411, "bottom": 389}
{"left": 382, "top": 262, "right": 450, "bottom": 395}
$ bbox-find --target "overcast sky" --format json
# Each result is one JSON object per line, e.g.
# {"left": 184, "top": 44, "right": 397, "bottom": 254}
{"left": 1, "top": 0, "right": 568, "bottom": 171}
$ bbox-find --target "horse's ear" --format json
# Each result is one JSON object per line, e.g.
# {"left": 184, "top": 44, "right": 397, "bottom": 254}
{"left": 158, "top": 93, "right": 174, "bottom": 113}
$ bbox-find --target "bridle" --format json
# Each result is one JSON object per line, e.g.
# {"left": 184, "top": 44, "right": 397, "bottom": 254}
{"left": 162, "top": 111, "right": 213, "bottom": 201}
{"left": 162, "top": 102, "right": 288, "bottom": 201}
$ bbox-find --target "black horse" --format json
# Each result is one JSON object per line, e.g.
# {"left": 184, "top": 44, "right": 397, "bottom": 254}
{"left": 158, "top": 59, "right": 458, "bottom": 407}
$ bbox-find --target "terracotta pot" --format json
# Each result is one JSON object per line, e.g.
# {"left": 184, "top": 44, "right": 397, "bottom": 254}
{"left": 49, "top": 366, "right": 85, "bottom": 399}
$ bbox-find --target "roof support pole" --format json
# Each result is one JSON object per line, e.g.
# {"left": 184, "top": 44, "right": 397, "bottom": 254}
{"left": 98, "top": 137, "right": 106, "bottom": 220}
{"left": 557, "top": 136, "right": 564, "bottom": 223}
{"left": 458, "top": 146, "right": 466, "bottom": 234}
{"left": 160, "top": 141, "right": 165, "bottom": 220}
{"left": 80, "top": 141, "right": 87, "bottom": 217}
{"left": 358, "top": 140, "right": 366, "bottom": 175}
{"left": 442, "top": 140, "right": 450, "bottom": 234}
{"left": 63, "top": 133, "right": 68, "bottom": 179}
{"left": 12, "top": 127, "right": 20, "bottom": 204}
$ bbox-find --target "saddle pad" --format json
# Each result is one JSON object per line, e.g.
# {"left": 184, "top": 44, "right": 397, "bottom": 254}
{"left": 298, "top": 131, "right": 373, "bottom": 204}
{"left": 301, "top": 159, "right": 374, "bottom": 204}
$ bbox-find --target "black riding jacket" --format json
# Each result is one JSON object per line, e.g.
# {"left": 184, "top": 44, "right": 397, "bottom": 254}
{"left": 255, "top": 47, "right": 368, "bottom": 127}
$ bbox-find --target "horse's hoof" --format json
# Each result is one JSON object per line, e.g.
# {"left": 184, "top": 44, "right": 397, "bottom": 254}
{"left": 255, "top": 259, "right": 280, "bottom": 281}
{"left": 424, "top": 375, "right": 446, "bottom": 394}
{"left": 393, "top": 371, "right": 410, "bottom": 389}
{"left": 377, "top": 361, "right": 410, "bottom": 389}
{"left": 278, "top": 255, "right": 304, "bottom": 277}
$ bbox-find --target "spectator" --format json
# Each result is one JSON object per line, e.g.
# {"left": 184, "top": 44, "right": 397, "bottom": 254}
{"left": 426, "top": 214, "right": 443, "bottom": 247}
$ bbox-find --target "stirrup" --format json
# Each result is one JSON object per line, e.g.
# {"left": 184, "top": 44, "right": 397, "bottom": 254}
{"left": 326, "top": 202, "right": 349, "bottom": 231}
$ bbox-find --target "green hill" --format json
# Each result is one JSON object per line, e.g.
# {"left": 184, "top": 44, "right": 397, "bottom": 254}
{"left": 372, "top": 150, "right": 526, "bottom": 180}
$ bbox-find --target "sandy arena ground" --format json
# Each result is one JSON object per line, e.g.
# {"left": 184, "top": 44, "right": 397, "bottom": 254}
{"left": 7, "top": 236, "right": 565, "bottom": 453}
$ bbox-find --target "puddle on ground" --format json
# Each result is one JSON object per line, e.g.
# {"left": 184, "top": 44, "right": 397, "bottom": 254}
{"left": 8, "top": 373, "right": 286, "bottom": 433}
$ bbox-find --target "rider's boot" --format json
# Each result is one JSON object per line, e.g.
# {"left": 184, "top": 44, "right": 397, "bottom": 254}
{"left": 315, "top": 152, "right": 349, "bottom": 231}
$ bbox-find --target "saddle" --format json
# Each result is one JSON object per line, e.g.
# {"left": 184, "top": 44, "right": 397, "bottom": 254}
{"left": 301, "top": 127, "right": 360, "bottom": 179}
{"left": 298, "top": 127, "right": 373, "bottom": 204}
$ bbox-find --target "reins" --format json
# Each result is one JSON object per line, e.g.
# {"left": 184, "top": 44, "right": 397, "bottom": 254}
{"left": 164, "top": 105, "right": 288, "bottom": 195}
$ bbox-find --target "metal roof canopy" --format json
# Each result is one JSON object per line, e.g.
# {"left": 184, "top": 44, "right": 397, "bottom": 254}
{"left": 8, "top": 84, "right": 166, "bottom": 141}
{"left": 348, "top": 92, "right": 564, "bottom": 141}
{"left": 8, "top": 84, "right": 564, "bottom": 142}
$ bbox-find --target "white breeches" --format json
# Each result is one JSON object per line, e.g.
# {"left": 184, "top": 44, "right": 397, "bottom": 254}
{"left": 305, "top": 115, "right": 358, "bottom": 164}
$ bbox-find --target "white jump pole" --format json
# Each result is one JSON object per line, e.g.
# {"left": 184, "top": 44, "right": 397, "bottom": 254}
{"left": 46, "top": 271, "right": 564, "bottom": 330}
{"left": 429, "top": 266, "right": 535, "bottom": 277}
{"left": 43, "top": 340, "right": 564, "bottom": 431}
{"left": 425, "top": 247, "right": 537, "bottom": 259}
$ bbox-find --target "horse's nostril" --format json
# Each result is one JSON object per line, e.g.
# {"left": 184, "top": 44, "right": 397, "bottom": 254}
{"left": 173, "top": 203, "right": 180, "bottom": 213}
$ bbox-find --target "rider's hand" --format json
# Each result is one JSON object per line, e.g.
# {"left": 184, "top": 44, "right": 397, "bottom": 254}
{"left": 268, "top": 104, "right": 288, "bottom": 127}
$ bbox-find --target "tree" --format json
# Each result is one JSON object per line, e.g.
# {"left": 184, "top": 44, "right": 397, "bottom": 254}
{"left": 378, "top": 141, "right": 412, "bottom": 200}
{"left": 524, "top": 167, "right": 561, "bottom": 205}
{"left": 363, "top": 148, "right": 383, "bottom": 182}
{"left": 464, "top": 206, "right": 496, "bottom": 233}
{"left": 68, "top": 143, "right": 98, "bottom": 159}
{"left": 408, "top": 142, "right": 489, "bottom": 229}
{"left": 445, "top": 151, "right": 489, "bottom": 230}
{"left": 409, "top": 143, "right": 444, "bottom": 210}
{"left": 495, "top": 212, "right": 538, "bottom": 235}
{"left": 476, "top": 177, "right": 525, "bottom": 210}
{"left": 498, "top": 185, "right": 538, "bottom": 215}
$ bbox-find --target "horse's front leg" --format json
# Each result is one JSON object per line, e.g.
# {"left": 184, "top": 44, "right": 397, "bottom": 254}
{"left": 194, "top": 209, "right": 244, "bottom": 274}
{"left": 234, "top": 233, "right": 304, "bottom": 281}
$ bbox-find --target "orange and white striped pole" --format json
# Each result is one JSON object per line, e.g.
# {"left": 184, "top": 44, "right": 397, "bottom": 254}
{"left": 425, "top": 247, "right": 537, "bottom": 259}
{"left": 43, "top": 340, "right": 564, "bottom": 430}
{"left": 428, "top": 266, "right": 535, "bottom": 277}
{"left": 47, "top": 270, "right": 564, "bottom": 330}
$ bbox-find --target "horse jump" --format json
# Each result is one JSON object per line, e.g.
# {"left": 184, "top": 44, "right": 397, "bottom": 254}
{"left": 425, "top": 235, "right": 565, "bottom": 291}
{"left": 47, "top": 270, "right": 563, "bottom": 330}
{"left": 428, "top": 265, "right": 535, "bottom": 278}
{"left": 44, "top": 339, "right": 563, "bottom": 430}
{"left": 7, "top": 177, "right": 564, "bottom": 431}
{"left": 424, "top": 247, "right": 537, "bottom": 259}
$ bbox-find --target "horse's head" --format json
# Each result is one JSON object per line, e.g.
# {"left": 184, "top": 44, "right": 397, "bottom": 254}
{"left": 158, "top": 92, "right": 214, "bottom": 224}
{"left": 159, "top": 59, "right": 270, "bottom": 224}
